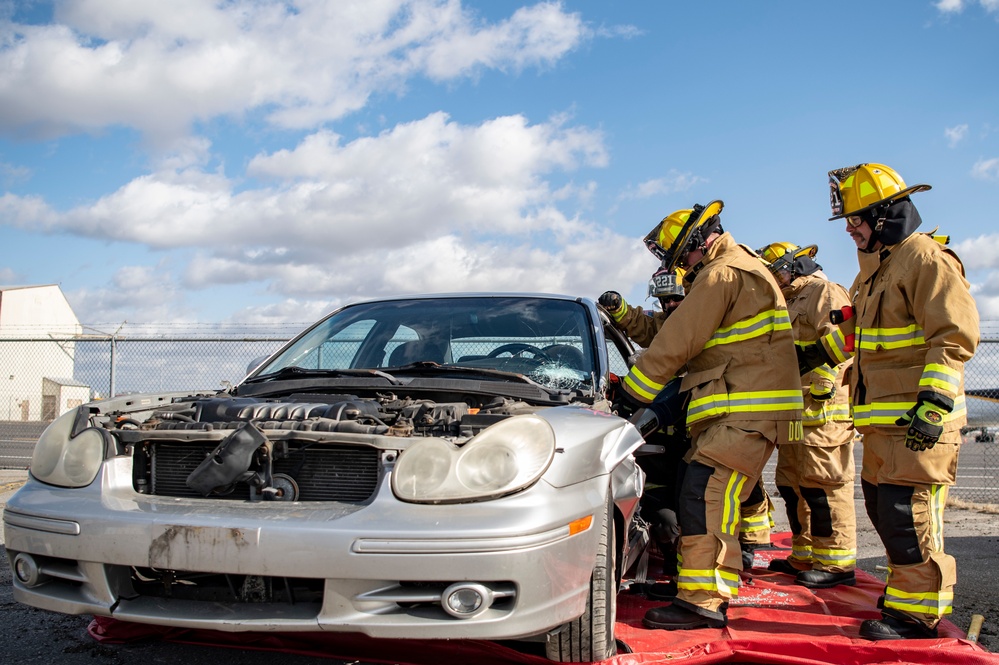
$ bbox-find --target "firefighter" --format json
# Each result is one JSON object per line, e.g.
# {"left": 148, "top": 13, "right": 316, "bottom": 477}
{"left": 613, "top": 201, "right": 803, "bottom": 630}
{"left": 601, "top": 267, "right": 777, "bottom": 590}
{"left": 601, "top": 266, "right": 687, "bottom": 348}
{"left": 804, "top": 163, "right": 979, "bottom": 640}
{"left": 756, "top": 241, "right": 857, "bottom": 588}
{"left": 600, "top": 269, "right": 689, "bottom": 590}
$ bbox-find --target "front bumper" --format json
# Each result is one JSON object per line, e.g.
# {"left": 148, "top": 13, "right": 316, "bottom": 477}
{"left": 3, "top": 457, "right": 612, "bottom": 641}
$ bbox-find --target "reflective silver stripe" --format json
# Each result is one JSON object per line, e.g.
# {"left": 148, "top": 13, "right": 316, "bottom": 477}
{"left": 857, "top": 325, "right": 924, "bottom": 350}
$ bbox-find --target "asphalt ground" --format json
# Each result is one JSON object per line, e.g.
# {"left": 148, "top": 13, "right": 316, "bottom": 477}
{"left": 3, "top": 448, "right": 999, "bottom": 661}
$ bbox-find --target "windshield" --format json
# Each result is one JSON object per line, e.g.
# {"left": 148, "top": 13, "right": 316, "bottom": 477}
{"left": 254, "top": 296, "right": 598, "bottom": 391}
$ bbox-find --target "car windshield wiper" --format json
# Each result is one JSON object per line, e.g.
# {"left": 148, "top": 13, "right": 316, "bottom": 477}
{"left": 245, "top": 365, "right": 401, "bottom": 385}
{"left": 387, "top": 362, "right": 552, "bottom": 388}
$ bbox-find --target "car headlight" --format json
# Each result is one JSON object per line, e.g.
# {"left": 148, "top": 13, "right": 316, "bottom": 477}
{"left": 31, "top": 409, "right": 107, "bottom": 488}
{"left": 392, "top": 414, "right": 556, "bottom": 503}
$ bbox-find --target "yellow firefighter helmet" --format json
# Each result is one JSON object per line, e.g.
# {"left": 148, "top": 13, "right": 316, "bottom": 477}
{"left": 756, "top": 242, "right": 818, "bottom": 277}
{"left": 643, "top": 200, "right": 724, "bottom": 272}
{"left": 827, "top": 163, "right": 930, "bottom": 221}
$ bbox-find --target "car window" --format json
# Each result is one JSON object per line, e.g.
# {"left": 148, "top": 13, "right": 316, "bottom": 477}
{"left": 606, "top": 338, "right": 629, "bottom": 377}
{"left": 257, "top": 297, "right": 598, "bottom": 391}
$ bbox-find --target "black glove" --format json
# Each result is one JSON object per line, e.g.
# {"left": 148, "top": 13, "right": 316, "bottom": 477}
{"left": 809, "top": 384, "right": 835, "bottom": 402}
{"left": 598, "top": 290, "right": 622, "bottom": 310}
{"left": 895, "top": 400, "right": 947, "bottom": 451}
{"left": 797, "top": 343, "right": 834, "bottom": 376}
{"left": 648, "top": 377, "right": 686, "bottom": 427}
{"left": 598, "top": 291, "right": 627, "bottom": 320}
{"left": 623, "top": 377, "right": 686, "bottom": 439}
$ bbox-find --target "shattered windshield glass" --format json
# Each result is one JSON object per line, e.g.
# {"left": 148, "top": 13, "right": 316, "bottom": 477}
{"left": 255, "top": 296, "right": 597, "bottom": 391}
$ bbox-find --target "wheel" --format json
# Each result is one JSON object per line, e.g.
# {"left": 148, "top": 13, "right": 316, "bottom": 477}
{"left": 545, "top": 497, "right": 617, "bottom": 662}
{"left": 486, "top": 343, "right": 553, "bottom": 361}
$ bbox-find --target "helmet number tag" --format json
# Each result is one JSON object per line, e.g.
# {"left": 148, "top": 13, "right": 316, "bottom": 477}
{"left": 829, "top": 174, "right": 844, "bottom": 217}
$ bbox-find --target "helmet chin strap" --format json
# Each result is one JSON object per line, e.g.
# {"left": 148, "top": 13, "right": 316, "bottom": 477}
{"left": 859, "top": 205, "right": 888, "bottom": 253}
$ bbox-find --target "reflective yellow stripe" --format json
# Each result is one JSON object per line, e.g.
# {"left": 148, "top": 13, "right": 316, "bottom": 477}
{"left": 884, "top": 586, "right": 953, "bottom": 617}
{"left": 792, "top": 544, "right": 814, "bottom": 562}
{"left": 919, "top": 363, "right": 961, "bottom": 394}
{"left": 688, "top": 390, "right": 803, "bottom": 424}
{"left": 721, "top": 471, "right": 748, "bottom": 537}
{"left": 802, "top": 401, "right": 852, "bottom": 427}
{"left": 930, "top": 484, "right": 947, "bottom": 552}
{"left": 811, "top": 364, "right": 837, "bottom": 383}
{"left": 812, "top": 548, "right": 857, "bottom": 567}
{"left": 823, "top": 329, "right": 851, "bottom": 364}
{"left": 857, "top": 324, "right": 924, "bottom": 351}
{"left": 677, "top": 568, "right": 741, "bottom": 596}
{"left": 623, "top": 366, "right": 665, "bottom": 401}
{"left": 740, "top": 512, "right": 769, "bottom": 533}
{"left": 703, "top": 309, "right": 792, "bottom": 349}
{"left": 853, "top": 396, "right": 965, "bottom": 427}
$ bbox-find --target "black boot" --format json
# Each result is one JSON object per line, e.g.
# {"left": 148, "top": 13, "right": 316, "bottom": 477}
{"left": 796, "top": 569, "right": 856, "bottom": 589}
{"left": 646, "top": 579, "right": 677, "bottom": 601}
{"left": 767, "top": 558, "right": 803, "bottom": 575}
{"left": 643, "top": 601, "right": 727, "bottom": 630}
{"left": 859, "top": 613, "right": 938, "bottom": 641}
{"left": 741, "top": 544, "right": 756, "bottom": 569}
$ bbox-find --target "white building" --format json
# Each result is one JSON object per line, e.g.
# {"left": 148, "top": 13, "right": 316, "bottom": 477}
{"left": 0, "top": 285, "right": 86, "bottom": 421}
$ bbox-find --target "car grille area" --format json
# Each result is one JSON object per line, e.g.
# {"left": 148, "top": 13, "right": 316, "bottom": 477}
{"left": 139, "top": 441, "right": 380, "bottom": 502}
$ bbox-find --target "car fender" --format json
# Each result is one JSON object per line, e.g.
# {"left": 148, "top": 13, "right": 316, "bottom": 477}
{"left": 535, "top": 406, "right": 645, "bottom": 489}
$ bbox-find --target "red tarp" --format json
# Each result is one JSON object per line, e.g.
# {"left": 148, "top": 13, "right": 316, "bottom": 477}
{"left": 89, "top": 536, "right": 998, "bottom": 665}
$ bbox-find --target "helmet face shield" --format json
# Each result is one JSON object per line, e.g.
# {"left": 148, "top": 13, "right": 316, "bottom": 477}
{"left": 643, "top": 222, "right": 668, "bottom": 262}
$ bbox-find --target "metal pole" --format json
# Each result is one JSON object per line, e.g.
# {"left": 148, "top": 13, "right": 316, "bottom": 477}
{"left": 109, "top": 335, "right": 116, "bottom": 398}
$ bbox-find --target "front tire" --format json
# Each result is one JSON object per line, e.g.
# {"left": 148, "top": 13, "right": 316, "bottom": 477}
{"left": 545, "top": 497, "right": 617, "bottom": 662}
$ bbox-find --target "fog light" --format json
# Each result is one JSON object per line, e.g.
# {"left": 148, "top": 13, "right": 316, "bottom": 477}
{"left": 13, "top": 553, "right": 42, "bottom": 587}
{"left": 442, "top": 582, "right": 492, "bottom": 618}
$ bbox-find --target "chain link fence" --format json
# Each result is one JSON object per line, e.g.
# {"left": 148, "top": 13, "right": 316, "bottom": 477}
{"left": 2, "top": 322, "right": 998, "bottom": 501}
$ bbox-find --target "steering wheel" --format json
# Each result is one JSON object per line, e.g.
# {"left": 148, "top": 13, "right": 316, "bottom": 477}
{"left": 486, "top": 343, "right": 553, "bottom": 361}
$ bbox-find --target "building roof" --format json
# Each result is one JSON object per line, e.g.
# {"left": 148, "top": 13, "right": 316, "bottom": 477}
{"left": 0, "top": 284, "right": 60, "bottom": 292}
{"left": 42, "top": 377, "right": 91, "bottom": 388}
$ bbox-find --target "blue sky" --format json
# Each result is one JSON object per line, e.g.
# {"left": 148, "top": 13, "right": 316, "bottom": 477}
{"left": 1, "top": 0, "right": 998, "bottom": 329}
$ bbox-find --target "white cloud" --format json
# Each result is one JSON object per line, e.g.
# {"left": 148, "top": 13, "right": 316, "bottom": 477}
{"left": 945, "top": 123, "right": 968, "bottom": 147}
{"left": 936, "top": 0, "right": 999, "bottom": 13}
{"left": 0, "top": 1, "right": 590, "bottom": 144}
{"left": 64, "top": 264, "right": 194, "bottom": 324}
{"left": 955, "top": 234, "right": 999, "bottom": 271}
{"left": 618, "top": 170, "right": 705, "bottom": 201}
{"left": 936, "top": 0, "right": 965, "bottom": 12}
{"left": 3, "top": 109, "right": 655, "bottom": 322}
{"left": 970, "top": 272, "right": 999, "bottom": 319}
{"left": 2, "top": 112, "right": 607, "bottom": 250}
{"left": 0, "top": 266, "right": 19, "bottom": 283}
{"left": 971, "top": 158, "right": 999, "bottom": 181}
{"left": 0, "top": 160, "right": 31, "bottom": 186}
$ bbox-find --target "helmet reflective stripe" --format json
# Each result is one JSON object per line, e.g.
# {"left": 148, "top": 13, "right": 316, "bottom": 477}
{"left": 827, "top": 163, "right": 931, "bottom": 220}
